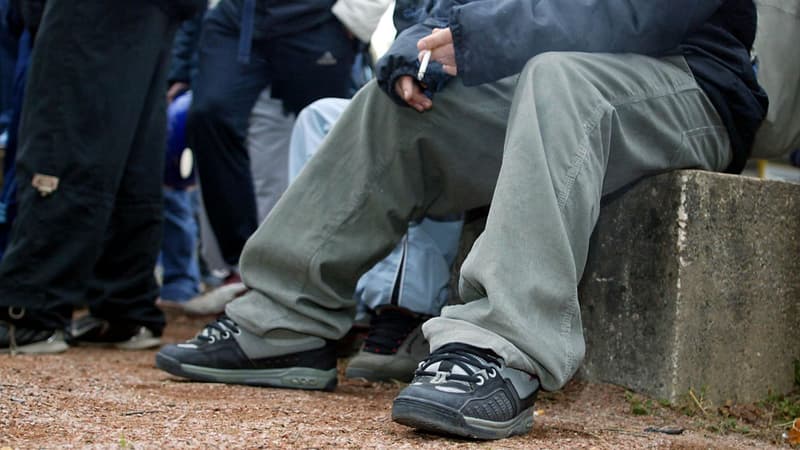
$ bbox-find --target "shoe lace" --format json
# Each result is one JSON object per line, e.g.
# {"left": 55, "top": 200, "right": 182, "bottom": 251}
{"left": 415, "top": 344, "right": 500, "bottom": 385}
{"left": 196, "top": 316, "right": 240, "bottom": 343}
{"left": 362, "top": 309, "right": 423, "bottom": 354}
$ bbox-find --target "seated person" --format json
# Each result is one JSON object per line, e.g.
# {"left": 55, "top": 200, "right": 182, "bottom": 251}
{"left": 156, "top": 0, "right": 766, "bottom": 441}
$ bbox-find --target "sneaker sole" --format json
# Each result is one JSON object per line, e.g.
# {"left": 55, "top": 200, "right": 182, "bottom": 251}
{"left": 392, "top": 397, "right": 534, "bottom": 440}
{"left": 155, "top": 353, "right": 338, "bottom": 391}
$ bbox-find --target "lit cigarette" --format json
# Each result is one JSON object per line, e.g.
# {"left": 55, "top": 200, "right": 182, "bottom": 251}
{"left": 417, "top": 50, "right": 431, "bottom": 81}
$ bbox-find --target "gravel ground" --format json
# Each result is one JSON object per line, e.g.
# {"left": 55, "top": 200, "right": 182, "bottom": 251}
{"left": 0, "top": 316, "right": 794, "bottom": 449}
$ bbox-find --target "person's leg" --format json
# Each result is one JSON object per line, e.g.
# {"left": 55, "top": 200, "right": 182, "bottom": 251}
{"left": 187, "top": 8, "right": 269, "bottom": 266}
{"left": 346, "top": 217, "right": 463, "bottom": 381}
{"left": 156, "top": 78, "right": 516, "bottom": 387}
{"left": 196, "top": 185, "right": 231, "bottom": 278}
{"left": 288, "top": 98, "right": 351, "bottom": 180}
{"left": 394, "top": 53, "right": 731, "bottom": 440}
{"left": 160, "top": 187, "right": 201, "bottom": 302}
{"left": 72, "top": 4, "right": 177, "bottom": 349}
{"left": 0, "top": 0, "right": 175, "bottom": 351}
{"left": 248, "top": 88, "right": 296, "bottom": 222}
{"left": 230, "top": 77, "right": 516, "bottom": 339}
{"left": 421, "top": 53, "right": 731, "bottom": 396}
{"left": 391, "top": 217, "right": 463, "bottom": 315}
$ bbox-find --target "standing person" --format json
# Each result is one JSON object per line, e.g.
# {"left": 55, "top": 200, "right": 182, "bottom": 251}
{"left": 0, "top": 0, "right": 205, "bottom": 354}
{"left": 188, "top": 0, "right": 390, "bottom": 280}
{"left": 157, "top": 0, "right": 766, "bottom": 441}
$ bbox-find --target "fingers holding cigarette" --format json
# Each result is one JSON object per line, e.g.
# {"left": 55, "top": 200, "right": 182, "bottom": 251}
{"left": 417, "top": 28, "right": 458, "bottom": 76}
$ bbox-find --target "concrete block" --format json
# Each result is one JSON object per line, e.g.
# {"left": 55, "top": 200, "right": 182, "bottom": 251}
{"left": 579, "top": 170, "right": 800, "bottom": 404}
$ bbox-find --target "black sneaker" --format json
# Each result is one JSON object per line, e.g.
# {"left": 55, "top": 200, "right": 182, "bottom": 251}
{"left": 392, "top": 343, "right": 540, "bottom": 440}
{"left": 345, "top": 307, "right": 429, "bottom": 382}
{"left": 0, "top": 323, "right": 68, "bottom": 354}
{"left": 155, "top": 316, "right": 338, "bottom": 391}
{"left": 68, "top": 315, "right": 162, "bottom": 350}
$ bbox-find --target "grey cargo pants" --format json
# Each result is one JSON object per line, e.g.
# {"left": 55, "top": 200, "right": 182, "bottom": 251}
{"left": 227, "top": 52, "right": 731, "bottom": 391}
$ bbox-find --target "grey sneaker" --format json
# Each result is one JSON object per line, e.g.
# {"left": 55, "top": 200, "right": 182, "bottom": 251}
{"left": 68, "top": 315, "right": 162, "bottom": 350}
{"left": 345, "top": 307, "right": 429, "bottom": 382}
{"left": 392, "top": 343, "right": 540, "bottom": 440}
{"left": 156, "top": 316, "right": 338, "bottom": 390}
{"left": 0, "top": 324, "right": 68, "bottom": 354}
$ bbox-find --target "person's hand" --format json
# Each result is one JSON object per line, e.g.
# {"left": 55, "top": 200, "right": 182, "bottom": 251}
{"left": 417, "top": 28, "right": 456, "bottom": 76}
{"left": 167, "top": 82, "right": 190, "bottom": 103}
{"left": 394, "top": 75, "right": 432, "bottom": 112}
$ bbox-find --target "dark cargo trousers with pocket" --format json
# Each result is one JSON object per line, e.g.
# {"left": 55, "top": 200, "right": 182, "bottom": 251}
{"left": 0, "top": 0, "right": 177, "bottom": 332}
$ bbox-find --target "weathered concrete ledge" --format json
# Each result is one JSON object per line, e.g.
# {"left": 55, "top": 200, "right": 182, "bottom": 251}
{"left": 579, "top": 170, "right": 800, "bottom": 405}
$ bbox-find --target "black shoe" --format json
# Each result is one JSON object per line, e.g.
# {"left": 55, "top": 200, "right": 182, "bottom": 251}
{"left": 155, "top": 316, "right": 338, "bottom": 390}
{"left": 345, "top": 307, "right": 429, "bottom": 382}
{"left": 68, "top": 315, "right": 161, "bottom": 350}
{"left": 0, "top": 323, "right": 68, "bottom": 354}
{"left": 392, "top": 343, "right": 540, "bottom": 440}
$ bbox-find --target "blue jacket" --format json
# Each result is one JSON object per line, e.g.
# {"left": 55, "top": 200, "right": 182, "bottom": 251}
{"left": 376, "top": 0, "right": 767, "bottom": 173}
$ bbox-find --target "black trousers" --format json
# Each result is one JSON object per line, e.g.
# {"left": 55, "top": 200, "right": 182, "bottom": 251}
{"left": 188, "top": 4, "right": 355, "bottom": 266}
{"left": 0, "top": 0, "right": 176, "bottom": 331}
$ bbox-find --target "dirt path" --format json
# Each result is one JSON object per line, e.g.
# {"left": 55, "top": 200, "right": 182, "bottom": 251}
{"left": 0, "top": 317, "right": 791, "bottom": 449}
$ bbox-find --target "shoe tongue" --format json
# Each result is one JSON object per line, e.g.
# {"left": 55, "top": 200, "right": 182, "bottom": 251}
{"left": 426, "top": 358, "right": 486, "bottom": 377}
{"left": 195, "top": 318, "right": 235, "bottom": 342}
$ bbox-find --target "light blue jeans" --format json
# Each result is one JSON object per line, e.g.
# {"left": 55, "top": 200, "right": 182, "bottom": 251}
{"left": 160, "top": 187, "right": 201, "bottom": 301}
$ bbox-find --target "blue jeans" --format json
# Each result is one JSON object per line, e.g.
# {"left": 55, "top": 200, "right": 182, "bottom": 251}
{"left": 160, "top": 187, "right": 200, "bottom": 301}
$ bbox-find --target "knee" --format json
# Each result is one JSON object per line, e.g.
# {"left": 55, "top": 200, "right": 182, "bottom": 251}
{"left": 294, "top": 99, "right": 327, "bottom": 132}
{"left": 519, "top": 52, "right": 600, "bottom": 104}
{"left": 187, "top": 97, "right": 222, "bottom": 126}
{"left": 522, "top": 52, "right": 574, "bottom": 77}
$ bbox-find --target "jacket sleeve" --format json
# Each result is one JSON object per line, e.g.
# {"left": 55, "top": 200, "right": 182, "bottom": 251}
{"left": 449, "top": 0, "right": 726, "bottom": 86}
{"left": 375, "top": 2, "right": 454, "bottom": 105}
{"left": 332, "top": 0, "right": 393, "bottom": 43}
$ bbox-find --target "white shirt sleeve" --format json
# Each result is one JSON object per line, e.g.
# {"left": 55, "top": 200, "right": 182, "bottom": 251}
{"left": 332, "top": 0, "right": 394, "bottom": 43}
